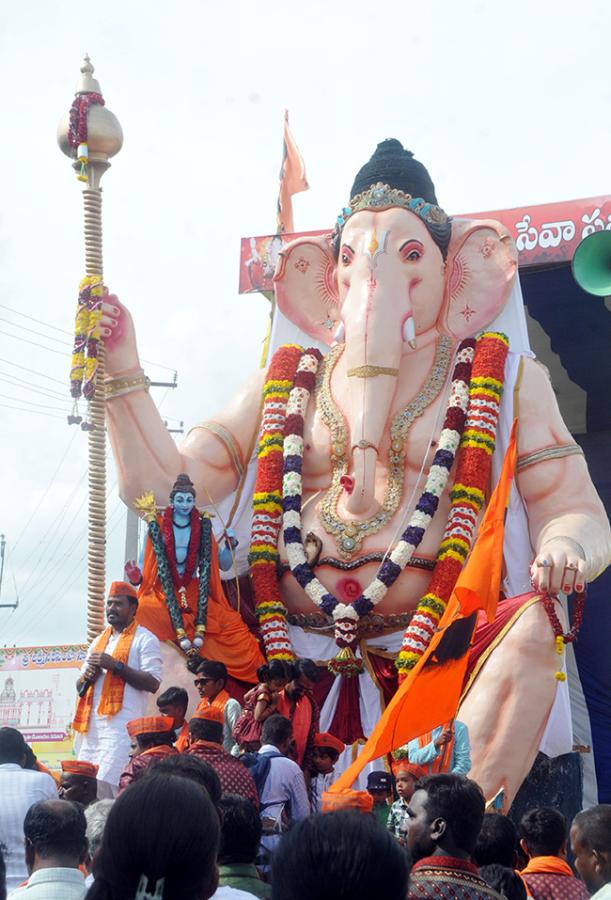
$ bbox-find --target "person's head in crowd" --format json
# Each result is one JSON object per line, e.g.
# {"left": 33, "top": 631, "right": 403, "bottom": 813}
{"left": 519, "top": 807, "right": 567, "bottom": 860}
{"left": 261, "top": 715, "right": 293, "bottom": 754}
{"left": 126, "top": 716, "right": 176, "bottom": 754}
{"left": 84, "top": 800, "right": 114, "bottom": 872}
{"left": 142, "top": 753, "right": 222, "bottom": 810}
{"left": 285, "top": 658, "right": 320, "bottom": 699}
{"left": 257, "top": 660, "right": 294, "bottom": 694}
{"left": 312, "top": 733, "right": 343, "bottom": 775}
{"left": 156, "top": 686, "right": 189, "bottom": 729}
{"left": 407, "top": 773, "right": 485, "bottom": 862}
{"left": 271, "top": 810, "right": 409, "bottom": 900}
{"left": 194, "top": 660, "right": 228, "bottom": 701}
{"left": 59, "top": 760, "right": 99, "bottom": 806}
{"left": 0, "top": 843, "right": 6, "bottom": 900}
{"left": 474, "top": 813, "right": 519, "bottom": 868}
{"left": 86, "top": 773, "right": 220, "bottom": 900}
{"left": 218, "top": 794, "right": 262, "bottom": 866}
{"left": 188, "top": 708, "right": 224, "bottom": 746}
{"left": 22, "top": 745, "right": 38, "bottom": 770}
{"left": 570, "top": 804, "right": 611, "bottom": 895}
{"left": 366, "top": 771, "right": 393, "bottom": 808}
{"left": 393, "top": 761, "right": 426, "bottom": 804}
{"left": 0, "top": 726, "right": 26, "bottom": 765}
{"left": 24, "top": 800, "right": 87, "bottom": 873}
{"left": 105, "top": 582, "right": 138, "bottom": 632}
{"left": 480, "top": 864, "right": 527, "bottom": 900}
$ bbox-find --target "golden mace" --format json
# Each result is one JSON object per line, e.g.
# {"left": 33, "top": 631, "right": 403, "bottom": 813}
{"left": 57, "top": 58, "right": 123, "bottom": 642}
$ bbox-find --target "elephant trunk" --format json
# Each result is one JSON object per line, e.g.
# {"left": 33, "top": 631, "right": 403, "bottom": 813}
{"left": 342, "top": 267, "right": 402, "bottom": 517}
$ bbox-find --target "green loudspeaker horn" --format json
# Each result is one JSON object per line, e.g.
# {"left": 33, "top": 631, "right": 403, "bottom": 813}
{"left": 571, "top": 230, "right": 611, "bottom": 296}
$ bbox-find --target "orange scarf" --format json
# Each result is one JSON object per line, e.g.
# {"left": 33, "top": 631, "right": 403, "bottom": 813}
{"left": 418, "top": 720, "right": 454, "bottom": 773}
{"left": 521, "top": 856, "right": 575, "bottom": 878}
{"left": 277, "top": 691, "right": 312, "bottom": 766}
{"left": 175, "top": 721, "right": 189, "bottom": 753}
{"left": 73, "top": 619, "right": 138, "bottom": 734}
{"left": 196, "top": 688, "right": 230, "bottom": 716}
{"left": 139, "top": 744, "right": 177, "bottom": 759}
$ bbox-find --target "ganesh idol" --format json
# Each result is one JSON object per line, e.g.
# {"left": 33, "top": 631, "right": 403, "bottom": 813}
{"left": 99, "top": 139, "right": 611, "bottom": 803}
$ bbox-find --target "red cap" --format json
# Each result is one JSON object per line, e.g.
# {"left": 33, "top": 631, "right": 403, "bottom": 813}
{"left": 61, "top": 760, "right": 99, "bottom": 778}
{"left": 191, "top": 706, "right": 224, "bottom": 725}
{"left": 314, "top": 732, "right": 344, "bottom": 755}
{"left": 109, "top": 581, "right": 138, "bottom": 599}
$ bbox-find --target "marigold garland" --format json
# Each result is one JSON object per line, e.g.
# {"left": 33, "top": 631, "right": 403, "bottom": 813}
{"left": 396, "top": 331, "right": 509, "bottom": 675}
{"left": 69, "top": 275, "right": 105, "bottom": 427}
{"left": 162, "top": 506, "right": 201, "bottom": 589}
{"left": 67, "top": 91, "right": 105, "bottom": 183}
{"left": 248, "top": 344, "right": 304, "bottom": 661}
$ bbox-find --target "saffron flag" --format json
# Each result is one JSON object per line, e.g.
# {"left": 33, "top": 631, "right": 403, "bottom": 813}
{"left": 276, "top": 110, "right": 309, "bottom": 234}
{"left": 331, "top": 420, "right": 518, "bottom": 792}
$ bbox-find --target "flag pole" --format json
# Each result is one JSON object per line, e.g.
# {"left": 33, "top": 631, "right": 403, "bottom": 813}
{"left": 57, "top": 58, "right": 123, "bottom": 642}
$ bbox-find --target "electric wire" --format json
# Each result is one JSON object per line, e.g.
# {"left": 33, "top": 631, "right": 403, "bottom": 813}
{"left": 0, "top": 330, "right": 69, "bottom": 356}
{"left": 0, "top": 404, "right": 65, "bottom": 420}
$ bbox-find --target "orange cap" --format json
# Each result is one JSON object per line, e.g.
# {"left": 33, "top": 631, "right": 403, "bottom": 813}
{"left": 61, "top": 760, "right": 99, "bottom": 778}
{"left": 127, "top": 715, "right": 175, "bottom": 738}
{"left": 314, "top": 732, "right": 344, "bottom": 755}
{"left": 322, "top": 789, "right": 374, "bottom": 814}
{"left": 109, "top": 581, "right": 138, "bottom": 599}
{"left": 391, "top": 759, "right": 428, "bottom": 779}
{"left": 191, "top": 706, "right": 224, "bottom": 725}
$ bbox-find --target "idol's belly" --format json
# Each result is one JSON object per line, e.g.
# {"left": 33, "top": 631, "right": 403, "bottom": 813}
{"left": 278, "top": 486, "right": 451, "bottom": 618}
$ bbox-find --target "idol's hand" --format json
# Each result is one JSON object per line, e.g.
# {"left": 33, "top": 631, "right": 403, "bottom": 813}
{"left": 530, "top": 537, "right": 586, "bottom": 595}
{"left": 99, "top": 290, "right": 141, "bottom": 376}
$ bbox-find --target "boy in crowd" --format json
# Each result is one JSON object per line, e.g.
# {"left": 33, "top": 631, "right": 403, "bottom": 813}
{"left": 520, "top": 807, "right": 589, "bottom": 900}
{"left": 309, "top": 732, "right": 343, "bottom": 813}
{"left": 387, "top": 761, "right": 426, "bottom": 845}
{"left": 366, "top": 770, "right": 393, "bottom": 828}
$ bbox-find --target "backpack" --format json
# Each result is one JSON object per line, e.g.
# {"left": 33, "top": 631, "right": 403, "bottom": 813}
{"left": 241, "top": 749, "right": 284, "bottom": 797}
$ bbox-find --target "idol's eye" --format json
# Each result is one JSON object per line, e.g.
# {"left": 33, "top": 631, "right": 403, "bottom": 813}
{"left": 340, "top": 244, "right": 354, "bottom": 266}
{"left": 400, "top": 240, "right": 424, "bottom": 262}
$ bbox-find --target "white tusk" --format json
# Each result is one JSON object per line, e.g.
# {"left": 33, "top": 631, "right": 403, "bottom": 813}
{"left": 333, "top": 321, "right": 345, "bottom": 343}
{"left": 402, "top": 315, "right": 417, "bottom": 349}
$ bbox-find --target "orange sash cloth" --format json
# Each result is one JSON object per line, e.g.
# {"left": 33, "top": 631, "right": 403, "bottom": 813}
{"left": 521, "top": 857, "right": 576, "bottom": 878}
{"left": 73, "top": 619, "right": 138, "bottom": 734}
{"left": 137, "top": 526, "right": 264, "bottom": 683}
{"left": 195, "top": 688, "right": 230, "bottom": 718}
{"left": 417, "top": 720, "right": 455, "bottom": 773}
{"left": 139, "top": 744, "right": 178, "bottom": 760}
{"left": 175, "top": 721, "right": 190, "bottom": 753}
{"left": 277, "top": 691, "right": 312, "bottom": 766}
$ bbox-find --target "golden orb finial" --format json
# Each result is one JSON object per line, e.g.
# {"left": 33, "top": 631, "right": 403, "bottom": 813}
{"left": 57, "top": 56, "right": 123, "bottom": 169}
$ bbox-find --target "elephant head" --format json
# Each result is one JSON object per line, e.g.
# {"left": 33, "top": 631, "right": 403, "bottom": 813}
{"left": 273, "top": 141, "right": 518, "bottom": 517}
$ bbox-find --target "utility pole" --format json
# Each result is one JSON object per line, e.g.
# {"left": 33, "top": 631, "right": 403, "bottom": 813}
{"left": 0, "top": 535, "right": 19, "bottom": 610}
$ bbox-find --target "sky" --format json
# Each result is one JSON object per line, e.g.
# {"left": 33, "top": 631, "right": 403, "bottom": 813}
{"left": 0, "top": 0, "right": 610, "bottom": 646}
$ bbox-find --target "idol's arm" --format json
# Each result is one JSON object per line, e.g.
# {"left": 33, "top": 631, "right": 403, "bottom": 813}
{"left": 101, "top": 294, "right": 264, "bottom": 507}
{"left": 516, "top": 358, "right": 611, "bottom": 594}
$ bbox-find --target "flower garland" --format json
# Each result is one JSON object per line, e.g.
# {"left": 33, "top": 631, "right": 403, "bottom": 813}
{"left": 248, "top": 344, "right": 304, "bottom": 661}
{"left": 541, "top": 590, "right": 586, "bottom": 681}
{"left": 67, "top": 91, "right": 105, "bottom": 183}
{"left": 135, "top": 492, "right": 212, "bottom": 656}
{"left": 396, "top": 331, "right": 509, "bottom": 675}
{"left": 69, "top": 275, "right": 105, "bottom": 426}
{"left": 282, "top": 341, "right": 476, "bottom": 676}
{"left": 162, "top": 506, "right": 201, "bottom": 589}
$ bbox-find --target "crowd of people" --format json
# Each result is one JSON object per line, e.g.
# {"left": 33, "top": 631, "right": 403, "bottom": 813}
{"left": 1, "top": 721, "right": 611, "bottom": 900}
{"left": 1, "top": 583, "right": 610, "bottom": 899}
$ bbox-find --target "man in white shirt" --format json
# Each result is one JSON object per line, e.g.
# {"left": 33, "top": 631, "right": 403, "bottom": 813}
{"left": 254, "top": 715, "right": 310, "bottom": 871}
{"left": 571, "top": 805, "right": 611, "bottom": 900}
{"left": 8, "top": 799, "right": 88, "bottom": 899}
{"left": 72, "top": 581, "right": 162, "bottom": 797}
{"left": 0, "top": 728, "right": 57, "bottom": 894}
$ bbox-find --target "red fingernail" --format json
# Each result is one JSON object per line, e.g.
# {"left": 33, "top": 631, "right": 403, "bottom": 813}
{"left": 564, "top": 584, "right": 571, "bottom": 593}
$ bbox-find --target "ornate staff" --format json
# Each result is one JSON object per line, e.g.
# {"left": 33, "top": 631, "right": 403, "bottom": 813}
{"left": 57, "top": 57, "right": 123, "bottom": 642}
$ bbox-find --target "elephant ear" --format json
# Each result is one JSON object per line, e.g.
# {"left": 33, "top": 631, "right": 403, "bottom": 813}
{"left": 439, "top": 218, "right": 518, "bottom": 340}
{"left": 273, "top": 233, "right": 340, "bottom": 347}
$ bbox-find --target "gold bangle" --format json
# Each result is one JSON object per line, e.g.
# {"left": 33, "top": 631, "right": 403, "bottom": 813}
{"left": 351, "top": 440, "right": 379, "bottom": 454}
{"left": 347, "top": 365, "right": 399, "bottom": 378}
{"left": 517, "top": 443, "right": 584, "bottom": 472}
{"left": 104, "top": 371, "right": 150, "bottom": 400}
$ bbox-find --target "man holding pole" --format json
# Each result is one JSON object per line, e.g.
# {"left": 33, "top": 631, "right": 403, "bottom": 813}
{"left": 72, "top": 582, "right": 162, "bottom": 797}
